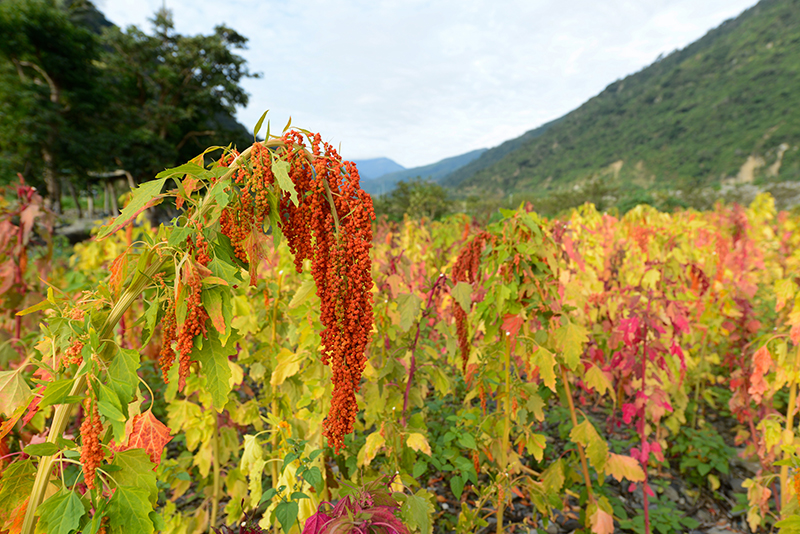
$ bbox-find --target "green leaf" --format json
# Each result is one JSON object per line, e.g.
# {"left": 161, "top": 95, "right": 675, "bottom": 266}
{"left": 167, "top": 226, "right": 192, "bottom": 248}
{"left": 274, "top": 501, "right": 299, "bottom": 533}
{"left": 140, "top": 299, "right": 160, "bottom": 345}
{"left": 109, "top": 347, "right": 141, "bottom": 405}
{"left": 457, "top": 433, "right": 476, "bottom": 450}
{"left": 531, "top": 347, "right": 557, "bottom": 391}
{"left": 451, "top": 282, "right": 472, "bottom": 312}
{"left": 97, "top": 381, "right": 127, "bottom": 441}
{"left": 107, "top": 486, "right": 155, "bottom": 534}
{"left": 553, "top": 320, "right": 588, "bottom": 370}
{"left": 39, "top": 378, "right": 74, "bottom": 408}
{"left": 398, "top": 489, "right": 434, "bottom": 534}
{"left": 202, "top": 287, "right": 232, "bottom": 346}
{"left": 97, "top": 178, "right": 167, "bottom": 240}
{"left": 16, "top": 298, "right": 52, "bottom": 316}
{"left": 397, "top": 292, "right": 423, "bottom": 332}
{"left": 209, "top": 256, "right": 241, "bottom": 286}
{"left": 112, "top": 449, "right": 158, "bottom": 505}
{"left": 0, "top": 459, "right": 35, "bottom": 518}
{"left": 303, "top": 466, "right": 324, "bottom": 494}
{"left": 192, "top": 329, "right": 236, "bottom": 411}
{"left": 37, "top": 489, "right": 85, "bottom": 534}
{"left": 0, "top": 370, "right": 32, "bottom": 417}
{"left": 272, "top": 159, "right": 298, "bottom": 207}
{"left": 23, "top": 442, "right": 59, "bottom": 456}
{"left": 253, "top": 110, "right": 269, "bottom": 140}
{"left": 450, "top": 475, "right": 465, "bottom": 499}
{"left": 569, "top": 418, "right": 608, "bottom": 475}
{"left": 288, "top": 278, "right": 316, "bottom": 309}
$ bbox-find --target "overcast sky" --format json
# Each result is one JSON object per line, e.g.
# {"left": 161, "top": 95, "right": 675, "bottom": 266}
{"left": 98, "top": 0, "right": 758, "bottom": 168}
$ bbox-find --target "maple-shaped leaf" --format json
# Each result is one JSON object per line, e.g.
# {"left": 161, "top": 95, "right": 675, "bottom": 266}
{"left": 605, "top": 453, "right": 645, "bottom": 483}
{"left": 588, "top": 506, "right": 614, "bottom": 534}
{"left": 396, "top": 489, "right": 434, "bottom": 534}
{"left": 1, "top": 497, "right": 28, "bottom": 534}
{"left": 0, "top": 371, "right": 32, "bottom": 418}
{"left": 584, "top": 365, "right": 614, "bottom": 400}
{"left": 531, "top": 346, "right": 557, "bottom": 391}
{"left": 201, "top": 287, "right": 232, "bottom": 346}
{"left": 36, "top": 489, "right": 85, "bottom": 534}
{"left": 192, "top": 329, "right": 237, "bottom": 410}
{"left": 96, "top": 178, "right": 168, "bottom": 240}
{"left": 116, "top": 411, "right": 172, "bottom": 467}
{"left": 112, "top": 449, "right": 158, "bottom": 505}
{"left": 107, "top": 486, "right": 155, "bottom": 534}
{"left": 0, "top": 460, "right": 34, "bottom": 528}
{"left": 554, "top": 320, "right": 588, "bottom": 370}
{"left": 569, "top": 419, "right": 608, "bottom": 476}
{"left": 748, "top": 345, "right": 772, "bottom": 403}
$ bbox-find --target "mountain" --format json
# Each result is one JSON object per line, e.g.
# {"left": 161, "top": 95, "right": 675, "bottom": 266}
{"left": 363, "top": 148, "right": 488, "bottom": 195}
{"left": 352, "top": 158, "right": 405, "bottom": 180}
{"left": 443, "top": 0, "right": 800, "bottom": 197}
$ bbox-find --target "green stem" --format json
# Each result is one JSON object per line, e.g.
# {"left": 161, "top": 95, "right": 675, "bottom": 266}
{"left": 210, "top": 412, "right": 221, "bottom": 532}
{"left": 497, "top": 337, "right": 512, "bottom": 534}
{"left": 560, "top": 365, "right": 595, "bottom": 505}
{"left": 780, "top": 343, "right": 800, "bottom": 511}
{"left": 22, "top": 253, "right": 167, "bottom": 534}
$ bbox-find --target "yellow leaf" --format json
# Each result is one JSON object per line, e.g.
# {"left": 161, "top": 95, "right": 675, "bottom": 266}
{"left": 589, "top": 506, "right": 614, "bottom": 534}
{"left": 358, "top": 431, "right": 386, "bottom": 467}
{"left": 585, "top": 365, "right": 615, "bottom": 401}
{"left": 406, "top": 433, "right": 432, "bottom": 456}
{"left": 605, "top": 453, "right": 645, "bottom": 483}
{"left": 270, "top": 348, "right": 301, "bottom": 387}
{"left": 531, "top": 347, "right": 557, "bottom": 391}
{"left": 642, "top": 269, "right": 661, "bottom": 290}
{"left": 708, "top": 474, "right": 720, "bottom": 491}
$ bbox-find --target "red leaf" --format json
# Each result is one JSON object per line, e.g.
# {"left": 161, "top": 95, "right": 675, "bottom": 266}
{"left": 116, "top": 411, "right": 173, "bottom": 467}
{"left": 301, "top": 511, "right": 332, "bottom": 534}
{"left": 748, "top": 346, "right": 772, "bottom": 403}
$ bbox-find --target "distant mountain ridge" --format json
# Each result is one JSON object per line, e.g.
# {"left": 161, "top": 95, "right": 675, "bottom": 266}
{"left": 352, "top": 158, "right": 405, "bottom": 180}
{"left": 363, "top": 148, "right": 488, "bottom": 195}
{"left": 444, "top": 0, "right": 800, "bottom": 197}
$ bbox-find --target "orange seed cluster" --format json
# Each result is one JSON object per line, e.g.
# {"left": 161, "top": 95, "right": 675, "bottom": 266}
{"left": 218, "top": 132, "right": 374, "bottom": 452}
{"left": 79, "top": 397, "right": 103, "bottom": 491}
{"left": 452, "top": 232, "right": 491, "bottom": 372}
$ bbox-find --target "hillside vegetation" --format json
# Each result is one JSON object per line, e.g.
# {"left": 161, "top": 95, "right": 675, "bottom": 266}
{"left": 443, "top": 0, "right": 800, "bottom": 198}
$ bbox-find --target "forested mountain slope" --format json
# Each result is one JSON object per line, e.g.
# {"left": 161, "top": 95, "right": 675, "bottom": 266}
{"left": 443, "top": 0, "right": 800, "bottom": 196}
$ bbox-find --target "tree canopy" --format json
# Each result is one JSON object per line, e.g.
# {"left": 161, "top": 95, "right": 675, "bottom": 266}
{"left": 0, "top": 0, "right": 258, "bottom": 211}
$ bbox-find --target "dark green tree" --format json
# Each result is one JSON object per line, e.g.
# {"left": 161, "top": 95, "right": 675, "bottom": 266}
{"left": 373, "top": 178, "right": 452, "bottom": 221}
{"left": 0, "top": 0, "right": 111, "bottom": 212}
{"left": 99, "top": 8, "right": 259, "bottom": 182}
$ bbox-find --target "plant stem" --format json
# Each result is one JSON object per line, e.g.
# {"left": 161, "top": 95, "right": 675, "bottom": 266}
{"left": 497, "top": 336, "right": 512, "bottom": 534}
{"left": 560, "top": 365, "right": 595, "bottom": 505}
{"left": 209, "top": 412, "right": 221, "bottom": 532}
{"left": 22, "top": 253, "right": 167, "bottom": 534}
{"left": 780, "top": 343, "right": 800, "bottom": 510}
{"left": 402, "top": 274, "right": 445, "bottom": 425}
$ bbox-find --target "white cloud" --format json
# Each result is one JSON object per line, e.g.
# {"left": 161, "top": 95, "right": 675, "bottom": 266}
{"left": 98, "top": 0, "right": 757, "bottom": 167}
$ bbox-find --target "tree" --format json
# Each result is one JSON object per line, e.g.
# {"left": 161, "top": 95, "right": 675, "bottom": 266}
{"left": 373, "top": 178, "right": 452, "bottom": 221}
{"left": 0, "top": 1, "right": 259, "bottom": 211}
{"left": 0, "top": 0, "right": 111, "bottom": 212}
{"left": 99, "top": 8, "right": 259, "bottom": 182}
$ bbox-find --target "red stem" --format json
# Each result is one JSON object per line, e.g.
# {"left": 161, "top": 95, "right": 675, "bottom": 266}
{"left": 640, "top": 292, "right": 652, "bottom": 534}
{"left": 402, "top": 274, "right": 446, "bottom": 425}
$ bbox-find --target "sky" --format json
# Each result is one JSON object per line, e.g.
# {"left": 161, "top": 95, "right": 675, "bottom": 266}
{"left": 98, "top": 0, "right": 759, "bottom": 169}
